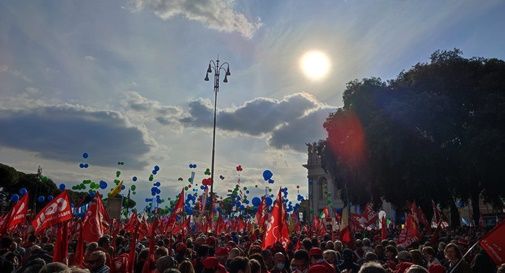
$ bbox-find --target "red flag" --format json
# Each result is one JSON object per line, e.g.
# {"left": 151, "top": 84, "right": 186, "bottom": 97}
{"left": 380, "top": 216, "right": 388, "bottom": 240}
{"left": 1, "top": 193, "right": 29, "bottom": 234}
{"left": 71, "top": 221, "right": 85, "bottom": 267}
{"left": 397, "top": 214, "right": 420, "bottom": 248}
{"left": 480, "top": 220, "right": 505, "bottom": 264}
{"left": 127, "top": 226, "right": 139, "bottom": 273}
{"left": 125, "top": 212, "right": 140, "bottom": 233}
{"left": 32, "top": 191, "right": 72, "bottom": 233}
{"left": 256, "top": 196, "right": 265, "bottom": 229}
{"left": 168, "top": 189, "right": 184, "bottom": 225}
{"left": 216, "top": 214, "right": 225, "bottom": 235}
{"left": 363, "top": 203, "right": 378, "bottom": 227}
{"left": 340, "top": 206, "right": 352, "bottom": 245}
{"left": 262, "top": 189, "right": 289, "bottom": 249}
{"left": 142, "top": 217, "right": 159, "bottom": 273}
{"left": 53, "top": 223, "right": 69, "bottom": 264}
{"left": 82, "top": 193, "right": 110, "bottom": 242}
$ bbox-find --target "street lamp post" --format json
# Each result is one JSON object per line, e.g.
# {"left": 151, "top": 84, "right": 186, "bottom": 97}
{"left": 204, "top": 58, "right": 230, "bottom": 211}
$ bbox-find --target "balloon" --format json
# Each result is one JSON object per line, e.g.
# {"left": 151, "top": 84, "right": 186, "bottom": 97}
{"left": 83, "top": 152, "right": 89, "bottom": 158}
{"left": 152, "top": 170, "right": 157, "bottom": 175}
{"left": 37, "top": 196, "right": 45, "bottom": 203}
{"left": 99, "top": 181, "right": 108, "bottom": 189}
{"left": 262, "top": 170, "right": 273, "bottom": 181}
{"left": 19, "top": 188, "right": 28, "bottom": 196}
{"left": 79, "top": 163, "right": 84, "bottom": 168}
{"left": 116, "top": 171, "right": 121, "bottom": 177}
{"left": 236, "top": 165, "right": 243, "bottom": 172}
{"left": 149, "top": 174, "right": 154, "bottom": 181}
{"left": 47, "top": 195, "right": 54, "bottom": 201}
{"left": 131, "top": 185, "right": 136, "bottom": 191}
{"left": 204, "top": 168, "right": 211, "bottom": 175}
{"left": 10, "top": 194, "right": 19, "bottom": 202}
{"left": 132, "top": 176, "right": 137, "bottom": 182}
{"left": 252, "top": 197, "right": 261, "bottom": 206}
{"left": 219, "top": 175, "right": 225, "bottom": 180}
{"left": 83, "top": 163, "right": 89, "bottom": 168}
{"left": 268, "top": 179, "right": 274, "bottom": 184}
{"left": 58, "top": 183, "right": 65, "bottom": 190}
{"left": 121, "top": 185, "right": 125, "bottom": 190}
{"left": 265, "top": 197, "right": 273, "bottom": 206}
{"left": 145, "top": 198, "right": 153, "bottom": 202}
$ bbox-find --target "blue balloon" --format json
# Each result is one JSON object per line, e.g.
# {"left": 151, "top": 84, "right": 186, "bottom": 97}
{"left": 154, "top": 182, "right": 161, "bottom": 187}
{"left": 59, "top": 184, "right": 66, "bottom": 191}
{"left": 145, "top": 198, "right": 153, "bottom": 202}
{"left": 19, "top": 188, "right": 28, "bottom": 196}
{"left": 121, "top": 185, "right": 125, "bottom": 190}
{"left": 10, "top": 194, "right": 19, "bottom": 202}
{"left": 37, "top": 196, "right": 45, "bottom": 203}
{"left": 252, "top": 197, "right": 261, "bottom": 206}
{"left": 47, "top": 195, "right": 54, "bottom": 201}
{"left": 246, "top": 190, "right": 250, "bottom": 194}
{"left": 265, "top": 197, "right": 273, "bottom": 206}
{"left": 152, "top": 170, "right": 157, "bottom": 175}
{"left": 84, "top": 163, "right": 89, "bottom": 168}
{"left": 154, "top": 165, "right": 160, "bottom": 171}
{"left": 83, "top": 152, "right": 88, "bottom": 158}
{"left": 132, "top": 176, "right": 137, "bottom": 182}
{"left": 185, "top": 206, "right": 193, "bottom": 215}
{"left": 262, "top": 170, "right": 273, "bottom": 181}
{"left": 99, "top": 180, "right": 107, "bottom": 189}
{"left": 268, "top": 179, "right": 274, "bottom": 184}
{"left": 88, "top": 191, "right": 95, "bottom": 198}
{"left": 79, "top": 163, "right": 84, "bottom": 168}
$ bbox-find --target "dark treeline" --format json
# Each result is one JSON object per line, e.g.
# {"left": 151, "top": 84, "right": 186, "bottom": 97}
{"left": 320, "top": 49, "right": 505, "bottom": 226}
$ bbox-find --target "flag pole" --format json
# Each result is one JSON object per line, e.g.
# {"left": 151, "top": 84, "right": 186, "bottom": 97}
{"left": 448, "top": 241, "right": 478, "bottom": 273}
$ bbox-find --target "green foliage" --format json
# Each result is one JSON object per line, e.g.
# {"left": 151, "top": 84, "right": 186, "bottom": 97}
{"left": 323, "top": 49, "right": 505, "bottom": 225}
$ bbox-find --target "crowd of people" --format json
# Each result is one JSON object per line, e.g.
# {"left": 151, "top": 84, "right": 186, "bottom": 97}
{"left": 0, "top": 225, "right": 503, "bottom": 273}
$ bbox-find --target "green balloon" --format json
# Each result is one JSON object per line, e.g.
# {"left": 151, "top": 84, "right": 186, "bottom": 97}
{"left": 131, "top": 185, "right": 136, "bottom": 191}
{"left": 184, "top": 186, "right": 188, "bottom": 191}
{"left": 149, "top": 174, "right": 154, "bottom": 181}
{"left": 116, "top": 171, "right": 121, "bottom": 177}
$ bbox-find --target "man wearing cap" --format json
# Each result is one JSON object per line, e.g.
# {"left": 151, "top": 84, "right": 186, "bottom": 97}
{"left": 203, "top": 256, "right": 228, "bottom": 273}
{"left": 216, "top": 247, "right": 230, "bottom": 268}
{"left": 309, "top": 248, "right": 336, "bottom": 273}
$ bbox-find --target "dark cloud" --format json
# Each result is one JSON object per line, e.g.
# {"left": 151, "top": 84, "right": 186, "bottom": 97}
{"left": 0, "top": 105, "right": 152, "bottom": 168}
{"left": 268, "top": 108, "right": 334, "bottom": 152}
{"left": 180, "top": 93, "right": 321, "bottom": 135}
{"left": 180, "top": 93, "right": 335, "bottom": 151}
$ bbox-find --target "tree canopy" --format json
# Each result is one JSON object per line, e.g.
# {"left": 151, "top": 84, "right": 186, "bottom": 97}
{"left": 322, "top": 49, "right": 505, "bottom": 225}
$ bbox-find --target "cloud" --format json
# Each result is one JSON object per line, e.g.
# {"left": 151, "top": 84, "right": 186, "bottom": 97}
{"left": 180, "top": 92, "right": 335, "bottom": 151}
{"left": 130, "top": 0, "right": 261, "bottom": 38}
{"left": 268, "top": 108, "right": 334, "bottom": 152}
{"left": 123, "top": 91, "right": 183, "bottom": 127}
{"left": 0, "top": 104, "right": 153, "bottom": 169}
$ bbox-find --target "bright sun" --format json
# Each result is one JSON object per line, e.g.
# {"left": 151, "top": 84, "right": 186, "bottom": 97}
{"left": 299, "top": 50, "right": 331, "bottom": 81}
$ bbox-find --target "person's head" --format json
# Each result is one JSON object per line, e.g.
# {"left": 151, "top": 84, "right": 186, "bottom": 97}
{"left": 291, "top": 250, "right": 309, "bottom": 273}
{"left": 249, "top": 259, "right": 261, "bottom": 273}
{"left": 85, "top": 242, "right": 99, "bottom": 253}
{"left": 409, "top": 250, "right": 424, "bottom": 265}
{"left": 229, "top": 256, "right": 250, "bottom": 273}
{"left": 179, "top": 260, "right": 195, "bottom": 273}
{"left": 334, "top": 240, "right": 343, "bottom": 252}
{"left": 396, "top": 251, "right": 412, "bottom": 263}
{"left": 364, "top": 252, "right": 378, "bottom": 263}
{"left": 97, "top": 236, "right": 111, "bottom": 249}
{"left": 164, "top": 269, "right": 182, "bottom": 273}
{"left": 421, "top": 246, "right": 435, "bottom": 261}
{"left": 362, "top": 238, "right": 371, "bottom": 247}
{"left": 342, "top": 248, "right": 354, "bottom": 262}
{"left": 156, "top": 256, "right": 177, "bottom": 273}
{"left": 405, "top": 265, "right": 429, "bottom": 273}
{"left": 374, "top": 245, "right": 384, "bottom": 256}
{"left": 323, "top": 250, "right": 337, "bottom": 264}
{"left": 358, "top": 262, "right": 386, "bottom": 273}
{"left": 38, "top": 262, "right": 69, "bottom": 273}
{"left": 273, "top": 252, "right": 287, "bottom": 270}
{"left": 325, "top": 241, "right": 334, "bottom": 251}
{"left": 385, "top": 245, "right": 398, "bottom": 260}
{"left": 302, "top": 239, "right": 312, "bottom": 251}
{"left": 155, "top": 246, "right": 169, "bottom": 260}
{"left": 444, "top": 243, "right": 462, "bottom": 261}
{"left": 85, "top": 250, "right": 106, "bottom": 271}
{"left": 309, "top": 247, "right": 323, "bottom": 264}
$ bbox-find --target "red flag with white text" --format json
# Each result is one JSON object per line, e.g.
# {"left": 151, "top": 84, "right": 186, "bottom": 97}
{"left": 262, "top": 189, "right": 289, "bottom": 249}
{"left": 480, "top": 220, "right": 505, "bottom": 265}
{"left": 32, "top": 191, "right": 72, "bottom": 233}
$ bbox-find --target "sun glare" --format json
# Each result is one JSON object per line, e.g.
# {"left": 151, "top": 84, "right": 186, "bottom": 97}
{"left": 299, "top": 50, "right": 331, "bottom": 81}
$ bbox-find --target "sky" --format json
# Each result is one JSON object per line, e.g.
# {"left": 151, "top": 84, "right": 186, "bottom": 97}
{"left": 1, "top": 0, "right": 505, "bottom": 208}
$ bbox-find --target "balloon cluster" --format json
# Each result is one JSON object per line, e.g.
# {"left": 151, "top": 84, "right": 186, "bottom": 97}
{"left": 79, "top": 153, "right": 89, "bottom": 168}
